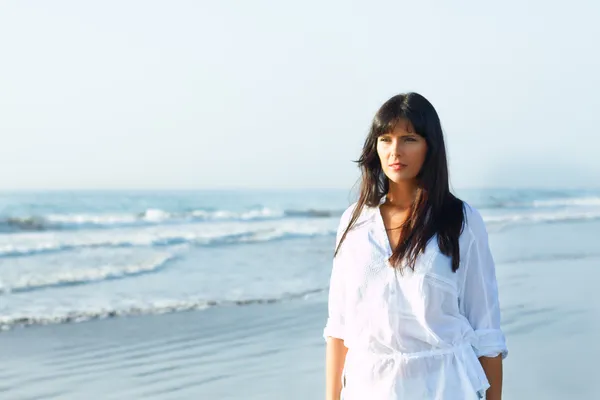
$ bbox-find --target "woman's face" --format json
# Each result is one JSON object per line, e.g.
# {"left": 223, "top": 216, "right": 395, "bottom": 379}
{"left": 376, "top": 118, "right": 428, "bottom": 184}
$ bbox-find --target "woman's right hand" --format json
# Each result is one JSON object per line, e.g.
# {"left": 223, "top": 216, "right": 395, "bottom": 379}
{"left": 325, "top": 336, "right": 348, "bottom": 400}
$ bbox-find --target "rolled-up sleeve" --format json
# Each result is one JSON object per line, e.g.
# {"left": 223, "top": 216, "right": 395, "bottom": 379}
{"left": 322, "top": 208, "right": 352, "bottom": 341}
{"left": 460, "top": 207, "right": 508, "bottom": 359}
{"left": 322, "top": 251, "right": 346, "bottom": 340}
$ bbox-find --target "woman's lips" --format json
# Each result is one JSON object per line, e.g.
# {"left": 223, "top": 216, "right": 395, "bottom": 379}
{"left": 389, "top": 163, "right": 407, "bottom": 171}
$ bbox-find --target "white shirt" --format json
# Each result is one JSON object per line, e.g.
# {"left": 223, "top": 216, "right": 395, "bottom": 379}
{"left": 323, "top": 198, "right": 508, "bottom": 400}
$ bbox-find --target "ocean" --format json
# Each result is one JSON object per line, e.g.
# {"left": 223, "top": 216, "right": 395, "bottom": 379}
{"left": 1, "top": 187, "right": 599, "bottom": 399}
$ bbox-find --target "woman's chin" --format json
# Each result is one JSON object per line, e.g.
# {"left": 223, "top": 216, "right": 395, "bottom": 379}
{"left": 385, "top": 172, "right": 416, "bottom": 184}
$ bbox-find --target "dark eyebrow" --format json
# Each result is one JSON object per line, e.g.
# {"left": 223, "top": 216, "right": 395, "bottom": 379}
{"left": 380, "top": 132, "right": 419, "bottom": 138}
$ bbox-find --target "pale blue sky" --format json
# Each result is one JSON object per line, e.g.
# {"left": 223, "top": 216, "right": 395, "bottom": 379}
{"left": 1, "top": 1, "right": 598, "bottom": 190}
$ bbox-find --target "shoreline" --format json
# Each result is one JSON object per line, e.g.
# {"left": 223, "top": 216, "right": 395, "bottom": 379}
{"left": 0, "top": 295, "right": 328, "bottom": 400}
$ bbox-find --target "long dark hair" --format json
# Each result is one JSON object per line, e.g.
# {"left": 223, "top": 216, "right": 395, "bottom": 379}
{"left": 335, "top": 92, "right": 465, "bottom": 273}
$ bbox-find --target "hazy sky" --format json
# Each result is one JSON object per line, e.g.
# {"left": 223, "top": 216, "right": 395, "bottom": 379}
{"left": 1, "top": 1, "right": 598, "bottom": 190}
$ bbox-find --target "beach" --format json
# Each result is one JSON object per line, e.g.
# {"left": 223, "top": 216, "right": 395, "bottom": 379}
{"left": 0, "top": 297, "right": 328, "bottom": 400}
{"left": 1, "top": 189, "right": 600, "bottom": 399}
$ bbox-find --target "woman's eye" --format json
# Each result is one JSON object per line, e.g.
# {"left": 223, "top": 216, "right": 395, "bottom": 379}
{"left": 379, "top": 136, "right": 417, "bottom": 143}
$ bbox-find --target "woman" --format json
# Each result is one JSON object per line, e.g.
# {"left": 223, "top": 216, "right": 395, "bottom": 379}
{"left": 323, "top": 92, "right": 508, "bottom": 400}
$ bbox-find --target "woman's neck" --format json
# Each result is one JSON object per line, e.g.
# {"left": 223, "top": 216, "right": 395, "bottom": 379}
{"left": 386, "top": 180, "right": 418, "bottom": 209}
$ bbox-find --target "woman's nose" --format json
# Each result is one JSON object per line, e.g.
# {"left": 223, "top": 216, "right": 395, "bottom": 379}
{"left": 393, "top": 140, "right": 404, "bottom": 157}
